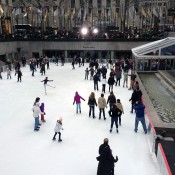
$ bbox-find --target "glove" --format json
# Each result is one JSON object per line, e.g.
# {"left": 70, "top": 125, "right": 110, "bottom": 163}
{"left": 44, "top": 112, "right": 46, "bottom": 115}
{"left": 73, "top": 102, "right": 74, "bottom": 105}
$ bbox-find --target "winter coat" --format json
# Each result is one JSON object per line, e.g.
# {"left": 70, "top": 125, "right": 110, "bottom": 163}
{"left": 73, "top": 92, "right": 85, "bottom": 104}
{"left": 108, "top": 107, "right": 122, "bottom": 118}
{"left": 40, "top": 103, "right": 44, "bottom": 112}
{"left": 107, "top": 95, "right": 116, "bottom": 104}
{"left": 108, "top": 77, "right": 115, "bottom": 85}
{"left": 115, "top": 71, "right": 121, "bottom": 79}
{"left": 116, "top": 102, "right": 124, "bottom": 113}
{"left": 93, "top": 74, "right": 99, "bottom": 83}
{"left": 130, "top": 90, "right": 138, "bottom": 104}
{"left": 134, "top": 104, "right": 145, "bottom": 118}
{"left": 97, "top": 144, "right": 117, "bottom": 175}
{"left": 136, "top": 90, "right": 142, "bottom": 101}
{"left": 98, "top": 97, "right": 107, "bottom": 109}
{"left": 32, "top": 105, "right": 43, "bottom": 118}
{"left": 88, "top": 97, "right": 97, "bottom": 106}
{"left": 54, "top": 121, "right": 63, "bottom": 132}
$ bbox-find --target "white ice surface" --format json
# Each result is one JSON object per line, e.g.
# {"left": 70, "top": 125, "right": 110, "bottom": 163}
{"left": 0, "top": 63, "right": 161, "bottom": 175}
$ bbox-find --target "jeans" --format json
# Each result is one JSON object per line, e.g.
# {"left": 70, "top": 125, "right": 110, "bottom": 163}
{"left": 109, "top": 85, "right": 113, "bottom": 92}
{"left": 102, "top": 84, "right": 106, "bottom": 93}
{"left": 135, "top": 117, "right": 147, "bottom": 132}
{"left": 76, "top": 103, "right": 81, "bottom": 113}
{"left": 110, "top": 117, "right": 118, "bottom": 129}
{"left": 99, "top": 108, "right": 105, "bottom": 119}
{"left": 94, "top": 82, "right": 98, "bottom": 91}
{"left": 89, "top": 106, "right": 95, "bottom": 118}
{"left": 34, "top": 117, "right": 39, "bottom": 129}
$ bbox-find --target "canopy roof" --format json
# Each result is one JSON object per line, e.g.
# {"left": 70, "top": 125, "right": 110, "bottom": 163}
{"left": 132, "top": 37, "right": 175, "bottom": 59}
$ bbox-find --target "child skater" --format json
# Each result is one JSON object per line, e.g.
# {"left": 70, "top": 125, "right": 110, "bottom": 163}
{"left": 40, "top": 103, "right": 46, "bottom": 122}
{"left": 52, "top": 117, "right": 63, "bottom": 142}
{"left": 41, "top": 77, "right": 56, "bottom": 95}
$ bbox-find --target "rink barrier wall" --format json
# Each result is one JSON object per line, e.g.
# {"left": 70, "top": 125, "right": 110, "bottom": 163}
{"left": 142, "top": 98, "right": 173, "bottom": 175}
{"left": 142, "top": 98, "right": 156, "bottom": 153}
{"left": 157, "top": 143, "right": 173, "bottom": 175}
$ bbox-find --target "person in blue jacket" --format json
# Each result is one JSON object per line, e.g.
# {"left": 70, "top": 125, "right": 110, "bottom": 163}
{"left": 134, "top": 101, "right": 147, "bottom": 134}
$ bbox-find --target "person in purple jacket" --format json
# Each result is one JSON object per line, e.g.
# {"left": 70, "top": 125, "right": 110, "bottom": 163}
{"left": 73, "top": 91, "right": 85, "bottom": 114}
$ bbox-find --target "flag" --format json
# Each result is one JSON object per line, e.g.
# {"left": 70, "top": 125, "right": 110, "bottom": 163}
{"left": 78, "top": 8, "right": 81, "bottom": 19}
{"left": 159, "top": 6, "right": 163, "bottom": 18}
{"left": 54, "top": 7, "right": 58, "bottom": 17}
{"left": 0, "top": 5, "right": 4, "bottom": 18}
{"left": 152, "top": 6, "right": 158, "bottom": 17}
{"left": 129, "top": 5, "right": 135, "bottom": 20}
{"left": 15, "top": 8, "right": 22, "bottom": 15}
{"left": 71, "top": 8, "right": 75, "bottom": 20}
{"left": 83, "top": 8, "right": 86, "bottom": 21}
{"left": 141, "top": 6, "right": 147, "bottom": 18}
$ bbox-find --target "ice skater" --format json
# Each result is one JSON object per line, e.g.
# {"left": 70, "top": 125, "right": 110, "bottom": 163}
{"left": 73, "top": 91, "right": 85, "bottom": 114}
{"left": 40, "top": 103, "right": 46, "bottom": 122}
{"left": 41, "top": 77, "right": 55, "bottom": 95}
{"left": 52, "top": 117, "right": 63, "bottom": 142}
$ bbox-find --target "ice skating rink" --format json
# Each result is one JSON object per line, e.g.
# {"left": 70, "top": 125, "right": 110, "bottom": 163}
{"left": 0, "top": 63, "right": 161, "bottom": 175}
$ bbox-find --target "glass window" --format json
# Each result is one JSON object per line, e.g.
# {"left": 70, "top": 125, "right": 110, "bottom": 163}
{"left": 106, "top": 0, "right": 111, "bottom": 8}
{"left": 98, "top": 0, "right": 101, "bottom": 8}
{"left": 71, "top": 0, "right": 75, "bottom": 8}
{"left": 161, "top": 45, "right": 175, "bottom": 55}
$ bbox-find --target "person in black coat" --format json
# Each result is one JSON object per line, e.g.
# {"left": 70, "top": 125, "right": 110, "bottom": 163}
{"left": 15, "top": 69, "right": 22, "bottom": 82}
{"left": 107, "top": 91, "right": 116, "bottom": 109}
{"left": 88, "top": 92, "right": 97, "bottom": 118}
{"left": 108, "top": 105, "right": 122, "bottom": 133}
{"left": 97, "top": 138, "right": 118, "bottom": 175}
{"left": 108, "top": 75, "right": 115, "bottom": 92}
{"left": 93, "top": 73, "right": 99, "bottom": 91}
{"left": 129, "top": 90, "right": 138, "bottom": 113}
{"left": 136, "top": 87, "right": 142, "bottom": 102}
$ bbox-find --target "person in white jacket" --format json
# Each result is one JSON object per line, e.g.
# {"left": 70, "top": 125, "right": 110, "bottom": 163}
{"left": 32, "top": 102, "right": 43, "bottom": 131}
{"left": 52, "top": 117, "right": 63, "bottom": 142}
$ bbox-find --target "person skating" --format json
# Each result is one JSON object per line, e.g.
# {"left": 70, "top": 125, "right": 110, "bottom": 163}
{"left": 73, "top": 91, "right": 85, "bottom": 114}
{"left": 98, "top": 94, "right": 107, "bottom": 120}
{"left": 97, "top": 138, "right": 118, "bottom": 175}
{"left": 6, "top": 68, "right": 11, "bottom": 79}
{"left": 108, "top": 104, "right": 122, "bottom": 133}
{"left": 93, "top": 73, "right": 99, "bottom": 91}
{"left": 123, "top": 69, "right": 128, "bottom": 88}
{"left": 41, "top": 77, "right": 55, "bottom": 95}
{"left": 15, "top": 69, "right": 22, "bottom": 82}
{"left": 0, "top": 69, "right": 2, "bottom": 79}
{"left": 129, "top": 90, "right": 138, "bottom": 113}
{"left": 108, "top": 75, "right": 115, "bottom": 92}
{"left": 85, "top": 68, "right": 89, "bottom": 80}
{"left": 116, "top": 99, "right": 124, "bottom": 126}
{"left": 134, "top": 101, "right": 147, "bottom": 134}
{"left": 90, "top": 67, "right": 95, "bottom": 80}
{"left": 40, "top": 62, "right": 46, "bottom": 75}
{"left": 101, "top": 76, "right": 107, "bottom": 93}
{"left": 88, "top": 92, "right": 97, "bottom": 118}
{"left": 107, "top": 91, "right": 116, "bottom": 110}
{"left": 32, "top": 102, "right": 43, "bottom": 131}
{"left": 40, "top": 103, "right": 46, "bottom": 122}
{"left": 52, "top": 117, "right": 63, "bottom": 142}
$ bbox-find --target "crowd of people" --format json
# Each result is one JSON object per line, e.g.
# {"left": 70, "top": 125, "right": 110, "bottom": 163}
{"left": 0, "top": 54, "right": 148, "bottom": 174}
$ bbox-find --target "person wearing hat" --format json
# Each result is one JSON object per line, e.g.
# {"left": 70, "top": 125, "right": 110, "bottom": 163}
{"left": 53, "top": 117, "right": 63, "bottom": 142}
{"left": 32, "top": 102, "right": 43, "bottom": 131}
{"left": 134, "top": 101, "right": 147, "bottom": 134}
{"left": 97, "top": 138, "right": 118, "bottom": 175}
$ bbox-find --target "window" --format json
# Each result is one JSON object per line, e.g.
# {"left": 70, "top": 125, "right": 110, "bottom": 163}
{"left": 106, "top": 0, "right": 111, "bottom": 8}
{"left": 98, "top": 0, "right": 101, "bottom": 8}
{"left": 71, "top": 0, "right": 75, "bottom": 8}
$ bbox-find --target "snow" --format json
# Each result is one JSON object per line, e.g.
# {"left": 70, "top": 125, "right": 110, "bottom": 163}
{"left": 0, "top": 63, "right": 160, "bottom": 175}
